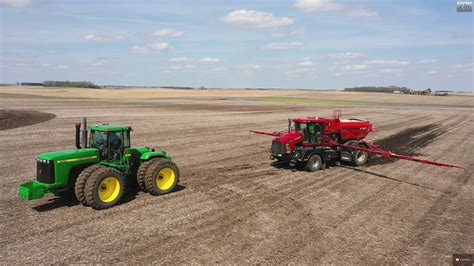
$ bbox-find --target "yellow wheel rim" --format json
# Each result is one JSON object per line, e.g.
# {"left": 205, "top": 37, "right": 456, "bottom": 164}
{"left": 98, "top": 176, "right": 121, "bottom": 202}
{"left": 156, "top": 168, "right": 175, "bottom": 190}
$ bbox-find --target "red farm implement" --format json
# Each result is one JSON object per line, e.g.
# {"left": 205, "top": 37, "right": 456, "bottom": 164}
{"left": 251, "top": 110, "right": 464, "bottom": 171}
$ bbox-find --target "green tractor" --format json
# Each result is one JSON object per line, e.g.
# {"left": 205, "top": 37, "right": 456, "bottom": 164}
{"left": 18, "top": 118, "right": 180, "bottom": 210}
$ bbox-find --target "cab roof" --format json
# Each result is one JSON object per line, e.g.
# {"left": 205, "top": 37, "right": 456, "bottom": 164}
{"left": 292, "top": 117, "right": 331, "bottom": 123}
{"left": 88, "top": 124, "right": 131, "bottom": 132}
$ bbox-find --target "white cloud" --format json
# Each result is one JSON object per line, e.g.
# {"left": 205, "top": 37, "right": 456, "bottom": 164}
{"left": 130, "top": 42, "right": 171, "bottom": 54}
{"left": 151, "top": 29, "right": 184, "bottom": 38}
{"left": 0, "top": 0, "right": 30, "bottom": 8}
{"left": 169, "top": 57, "right": 193, "bottom": 62}
{"left": 246, "top": 64, "right": 262, "bottom": 70}
{"left": 168, "top": 64, "right": 195, "bottom": 70}
{"left": 200, "top": 57, "right": 221, "bottom": 64}
{"left": 327, "top": 52, "right": 364, "bottom": 60}
{"left": 237, "top": 64, "right": 262, "bottom": 74}
{"left": 297, "top": 60, "right": 313, "bottom": 66}
{"left": 80, "top": 58, "right": 108, "bottom": 66}
{"left": 363, "top": 59, "right": 409, "bottom": 66}
{"left": 212, "top": 67, "right": 228, "bottom": 72}
{"left": 294, "top": 0, "right": 342, "bottom": 12}
{"left": 221, "top": 9, "right": 294, "bottom": 28}
{"left": 15, "top": 63, "right": 30, "bottom": 67}
{"left": 130, "top": 45, "right": 149, "bottom": 54}
{"left": 290, "top": 68, "right": 312, "bottom": 73}
{"left": 270, "top": 31, "right": 286, "bottom": 38}
{"left": 452, "top": 62, "right": 473, "bottom": 68}
{"left": 346, "top": 7, "right": 379, "bottom": 18}
{"left": 331, "top": 60, "right": 349, "bottom": 65}
{"left": 293, "top": 0, "right": 378, "bottom": 18}
{"left": 262, "top": 41, "right": 302, "bottom": 50}
{"left": 291, "top": 27, "right": 305, "bottom": 35}
{"left": 41, "top": 63, "right": 51, "bottom": 68}
{"left": 416, "top": 59, "right": 437, "bottom": 64}
{"left": 84, "top": 34, "right": 123, "bottom": 43}
{"left": 422, "top": 70, "right": 437, "bottom": 75}
{"left": 57, "top": 65, "right": 70, "bottom": 69}
{"left": 344, "top": 64, "right": 368, "bottom": 70}
{"left": 149, "top": 43, "right": 171, "bottom": 51}
{"left": 378, "top": 68, "right": 404, "bottom": 74}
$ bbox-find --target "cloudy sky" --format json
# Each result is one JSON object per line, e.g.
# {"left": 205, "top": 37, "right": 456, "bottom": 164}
{"left": 1, "top": 0, "right": 472, "bottom": 90}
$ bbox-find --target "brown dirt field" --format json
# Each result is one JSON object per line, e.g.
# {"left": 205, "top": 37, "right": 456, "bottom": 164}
{"left": 0, "top": 87, "right": 472, "bottom": 264}
{"left": 0, "top": 109, "right": 56, "bottom": 131}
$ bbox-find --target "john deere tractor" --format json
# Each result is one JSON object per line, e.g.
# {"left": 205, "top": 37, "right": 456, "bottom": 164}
{"left": 18, "top": 118, "right": 180, "bottom": 210}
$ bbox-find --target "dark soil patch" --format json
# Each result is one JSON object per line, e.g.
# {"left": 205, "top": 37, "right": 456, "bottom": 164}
{"left": 368, "top": 123, "right": 447, "bottom": 166}
{"left": 0, "top": 109, "right": 56, "bottom": 130}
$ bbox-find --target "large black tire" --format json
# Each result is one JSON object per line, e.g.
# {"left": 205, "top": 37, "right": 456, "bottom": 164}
{"left": 75, "top": 164, "right": 102, "bottom": 206}
{"left": 137, "top": 159, "right": 155, "bottom": 192}
{"left": 305, "top": 154, "right": 323, "bottom": 172}
{"left": 352, "top": 149, "right": 368, "bottom": 166}
{"left": 85, "top": 166, "right": 126, "bottom": 210}
{"left": 145, "top": 158, "right": 179, "bottom": 196}
{"left": 347, "top": 141, "right": 369, "bottom": 167}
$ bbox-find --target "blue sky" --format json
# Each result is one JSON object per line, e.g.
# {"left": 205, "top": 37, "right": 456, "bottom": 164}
{"left": 0, "top": 0, "right": 472, "bottom": 90}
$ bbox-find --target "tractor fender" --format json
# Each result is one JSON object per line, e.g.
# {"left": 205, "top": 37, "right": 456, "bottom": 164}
{"left": 140, "top": 151, "right": 172, "bottom": 161}
{"left": 66, "top": 163, "right": 95, "bottom": 189}
{"left": 303, "top": 149, "right": 326, "bottom": 162}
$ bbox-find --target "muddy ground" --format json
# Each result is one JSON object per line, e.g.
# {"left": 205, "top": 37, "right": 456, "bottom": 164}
{"left": 0, "top": 89, "right": 472, "bottom": 264}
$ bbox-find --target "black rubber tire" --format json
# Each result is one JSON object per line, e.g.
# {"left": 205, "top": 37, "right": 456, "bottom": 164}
{"left": 352, "top": 149, "right": 368, "bottom": 166}
{"left": 344, "top": 140, "right": 369, "bottom": 167}
{"left": 305, "top": 154, "right": 322, "bottom": 172}
{"left": 145, "top": 158, "right": 180, "bottom": 196}
{"left": 85, "top": 166, "right": 126, "bottom": 210}
{"left": 75, "top": 164, "right": 102, "bottom": 206}
{"left": 136, "top": 159, "right": 155, "bottom": 192}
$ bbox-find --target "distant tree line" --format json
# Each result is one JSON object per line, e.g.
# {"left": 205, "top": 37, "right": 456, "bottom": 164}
{"left": 19, "top": 82, "right": 43, "bottom": 86}
{"left": 18, "top": 80, "right": 100, "bottom": 88}
{"left": 344, "top": 86, "right": 412, "bottom": 93}
{"left": 161, "top": 86, "right": 194, "bottom": 90}
{"left": 43, "top": 80, "right": 100, "bottom": 88}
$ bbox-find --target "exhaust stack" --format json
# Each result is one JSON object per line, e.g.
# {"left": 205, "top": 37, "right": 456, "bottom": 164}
{"left": 75, "top": 123, "right": 81, "bottom": 149}
{"left": 288, "top": 118, "right": 292, "bottom": 132}
{"left": 81, "top": 117, "right": 88, "bottom": 149}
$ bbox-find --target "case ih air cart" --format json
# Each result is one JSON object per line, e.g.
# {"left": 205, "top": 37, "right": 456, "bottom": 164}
{"left": 19, "top": 118, "right": 180, "bottom": 210}
{"left": 251, "top": 110, "right": 463, "bottom": 171}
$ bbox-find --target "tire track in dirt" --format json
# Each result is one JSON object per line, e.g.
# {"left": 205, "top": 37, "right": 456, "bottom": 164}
{"left": 388, "top": 130, "right": 473, "bottom": 263}
{"left": 281, "top": 118, "right": 469, "bottom": 263}
{"left": 369, "top": 114, "right": 468, "bottom": 166}
{"left": 114, "top": 153, "right": 317, "bottom": 262}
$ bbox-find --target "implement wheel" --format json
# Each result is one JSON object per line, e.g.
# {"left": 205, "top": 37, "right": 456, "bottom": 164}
{"left": 85, "top": 166, "right": 126, "bottom": 210}
{"left": 353, "top": 149, "right": 368, "bottom": 166}
{"left": 145, "top": 158, "right": 179, "bottom": 196}
{"left": 344, "top": 140, "right": 369, "bottom": 167}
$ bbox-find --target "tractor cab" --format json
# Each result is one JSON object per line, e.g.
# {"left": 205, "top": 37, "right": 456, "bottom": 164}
{"left": 293, "top": 119, "right": 324, "bottom": 143}
{"left": 88, "top": 125, "right": 131, "bottom": 161}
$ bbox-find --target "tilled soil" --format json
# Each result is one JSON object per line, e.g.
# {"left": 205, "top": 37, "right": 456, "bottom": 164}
{"left": 0, "top": 109, "right": 56, "bottom": 130}
{"left": 0, "top": 93, "right": 472, "bottom": 264}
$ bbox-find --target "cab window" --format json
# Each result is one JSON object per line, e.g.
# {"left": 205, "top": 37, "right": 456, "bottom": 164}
{"left": 123, "top": 130, "right": 130, "bottom": 148}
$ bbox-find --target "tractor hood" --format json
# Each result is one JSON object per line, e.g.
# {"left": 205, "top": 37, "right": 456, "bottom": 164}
{"left": 37, "top": 148, "right": 99, "bottom": 162}
{"left": 274, "top": 132, "right": 302, "bottom": 143}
